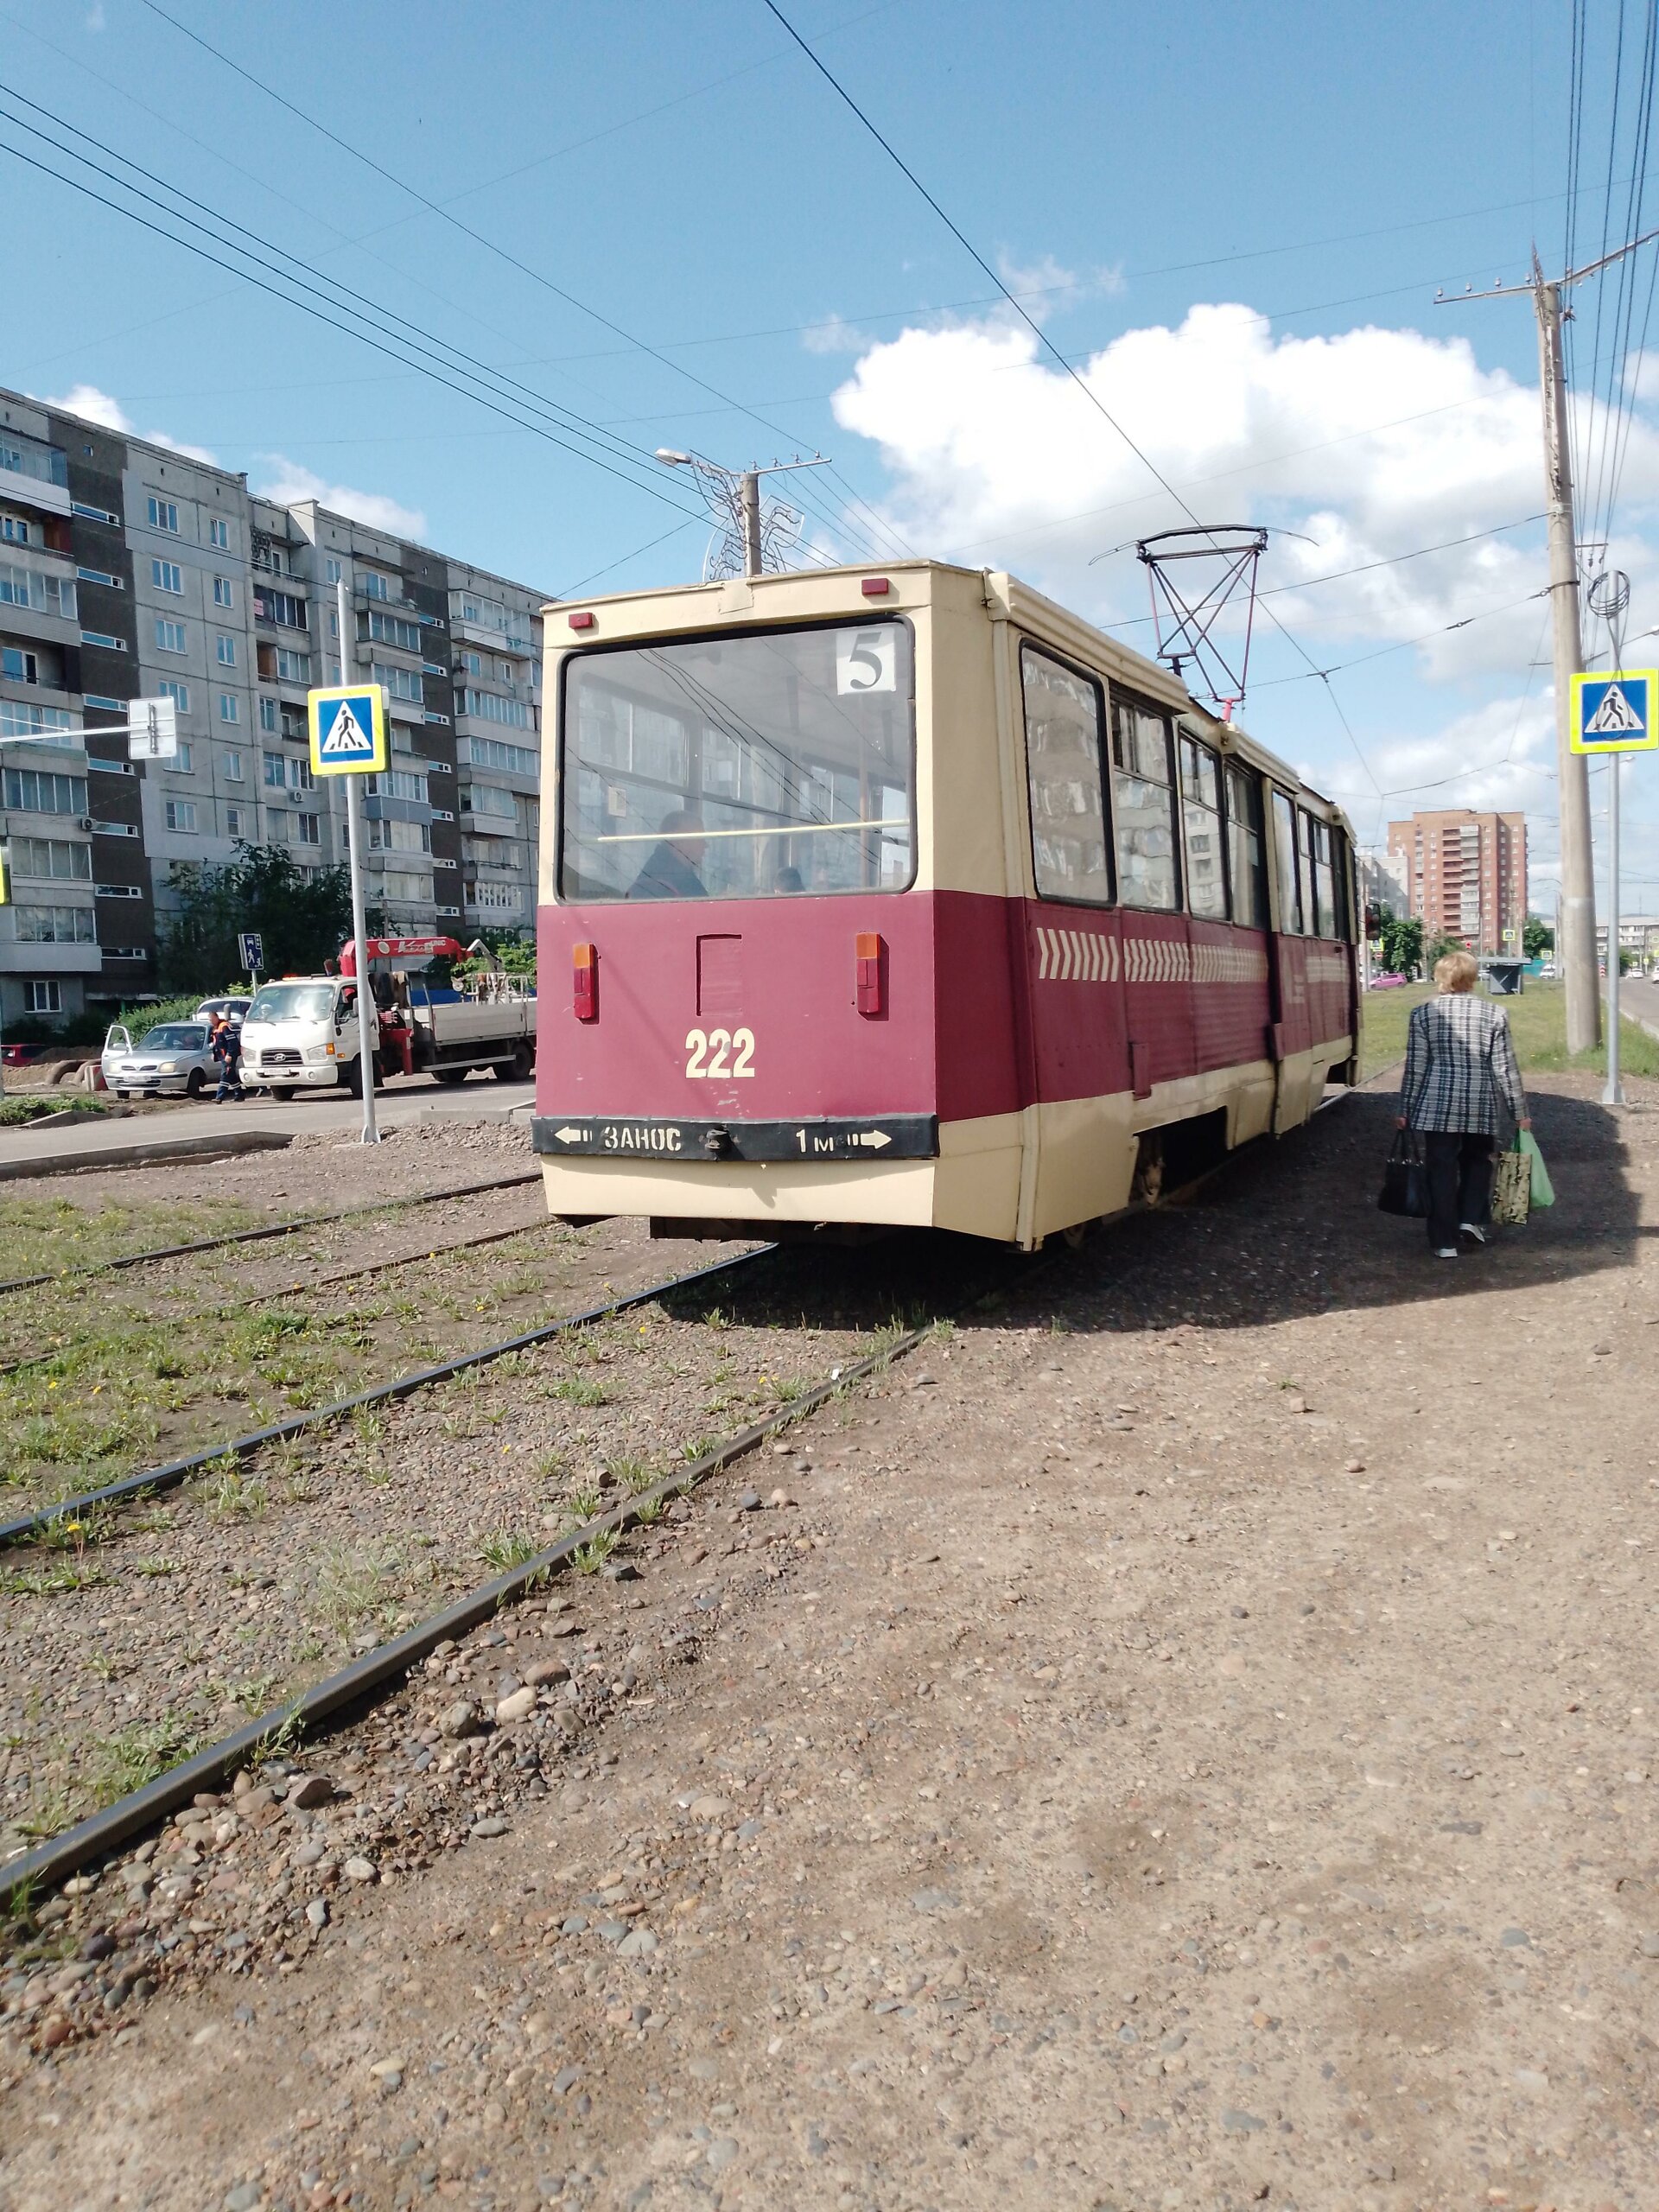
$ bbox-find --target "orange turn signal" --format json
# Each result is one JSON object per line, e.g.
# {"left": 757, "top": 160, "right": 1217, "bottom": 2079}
{"left": 573, "top": 940, "right": 598, "bottom": 1021}
{"left": 855, "top": 930, "right": 885, "bottom": 1017}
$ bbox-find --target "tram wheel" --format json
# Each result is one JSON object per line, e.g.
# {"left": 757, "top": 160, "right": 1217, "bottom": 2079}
{"left": 1131, "top": 1133, "right": 1166, "bottom": 1209}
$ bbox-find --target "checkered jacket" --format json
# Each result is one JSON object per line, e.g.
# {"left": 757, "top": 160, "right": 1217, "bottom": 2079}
{"left": 1400, "top": 992, "right": 1526, "bottom": 1135}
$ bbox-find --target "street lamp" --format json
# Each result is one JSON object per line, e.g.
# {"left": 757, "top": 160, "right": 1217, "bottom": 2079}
{"left": 652, "top": 448, "right": 829, "bottom": 581}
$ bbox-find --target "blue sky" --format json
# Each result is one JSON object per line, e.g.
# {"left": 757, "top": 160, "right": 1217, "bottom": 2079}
{"left": 5, "top": 0, "right": 1658, "bottom": 909}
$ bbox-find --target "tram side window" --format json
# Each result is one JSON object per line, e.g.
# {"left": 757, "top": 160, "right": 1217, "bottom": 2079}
{"left": 1109, "top": 697, "right": 1179, "bottom": 910}
{"left": 1178, "top": 734, "right": 1227, "bottom": 919}
{"left": 1270, "top": 789, "right": 1304, "bottom": 933}
{"left": 1302, "top": 810, "right": 1338, "bottom": 938}
{"left": 1330, "top": 823, "right": 1355, "bottom": 940}
{"left": 1022, "top": 645, "right": 1111, "bottom": 904}
{"left": 1225, "top": 762, "right": 1268, "bottom": 928}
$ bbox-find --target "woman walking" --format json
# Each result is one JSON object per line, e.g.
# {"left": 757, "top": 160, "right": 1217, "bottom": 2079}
{"left": 1398, "top": 950, "right": 1529, "bottom": 1259}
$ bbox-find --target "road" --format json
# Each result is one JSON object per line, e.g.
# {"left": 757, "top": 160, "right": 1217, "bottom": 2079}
{"left": 0, "top": 1072, "right": 537, "bottom": 1178}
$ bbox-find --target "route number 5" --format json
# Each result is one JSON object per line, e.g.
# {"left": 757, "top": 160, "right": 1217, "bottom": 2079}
{"left": 685, "top": 1026, "right": 755, "bottom": 1078}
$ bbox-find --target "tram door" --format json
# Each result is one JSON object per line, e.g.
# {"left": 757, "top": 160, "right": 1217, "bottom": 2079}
{"left": 1268, "top": 788, "right": 1314, "bottom": 1132}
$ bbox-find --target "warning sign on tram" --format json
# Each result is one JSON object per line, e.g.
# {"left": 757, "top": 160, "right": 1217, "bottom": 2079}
{"left": 308, "top": 683, "right": 388, "bottom": 777}
{"left": 1569, "top": 670, "right": 1659, "bottom": 754}
{"left": 532, "top": 1115, "right": 939, "bottom": 1162}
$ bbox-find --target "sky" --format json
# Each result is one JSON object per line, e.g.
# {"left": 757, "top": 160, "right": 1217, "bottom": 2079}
{"left": 4, "top": 0, "right": 1659, "bottom": 913}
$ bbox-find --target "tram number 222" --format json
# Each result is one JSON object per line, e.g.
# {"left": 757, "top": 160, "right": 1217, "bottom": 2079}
{"left": 684, "top": 1027, "right": 755, "bottom": 1078}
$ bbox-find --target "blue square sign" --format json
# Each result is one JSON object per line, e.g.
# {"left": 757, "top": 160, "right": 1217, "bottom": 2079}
{"left": 308, "top": 683, "right": 388, "bottom": 777}
{"left": 1570, "top": 669, "right": 1659, "bottom": 754}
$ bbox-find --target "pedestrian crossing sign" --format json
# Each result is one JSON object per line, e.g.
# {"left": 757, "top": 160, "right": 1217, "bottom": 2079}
{"left": 308, "top": 683, "right": 388, "bottom": 777}
{"left": 1570, "top": 669, "right": 1659, "bottom": 754}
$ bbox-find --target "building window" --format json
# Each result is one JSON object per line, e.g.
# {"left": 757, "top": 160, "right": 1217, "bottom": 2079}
{"left": 367, "top": 817, "right": 429, "bottom": 854}
{"left": 147, "top": 497, "right": 179, "bottom": 534}
{"left": 462, "top": 736, "right": 538, "bottom": 775}
{"left": 1021, "top": 645, "right": 1109, "bottom": 906}
{"left": 362, "top": 570, "right": 391, "bottom": 601}
{"left": 213, "top": 575, "right": 234, "bottom": 608}
{"left": 372, "top": 660, "right": 423, "bottom": 704}
{"left": 1, "top": 645, "right": 39, "bottom": 683}
{"left": 26, "top": 980, "right": 62, "bottom": 1014}
{"left": 11, "top": 836, "right": 92, "bottom": 881}
{"left": 0, "top": 560, "right": 77, "bottom": 619}
{"left": 326, "top": 557, "right": 342, "bottom": 584}
{"left": 217, "top": 634, "right": 237, "bottom": 667}
{"left": 295, "top": 813, "right": 321, "bottom": 846}
{"left": 459, "top": 686, "right": 529, "bottom": 729}
{"left": 275, "top": 647, "right": 311, "bottom": 683}
{"left": 219, "top": 693, "right": 239, "bottom": 724}
{"left": 3, "top": 767, "right": 87, "bottom": 814}
{"left": 223, "top": 748, "right": 245, "bottom": 781}
{"left": 172, "top": 741, "right": 194, "bottom": 773}
{"left": 257, "top": 696, "right": 277, "bottom": 733}
{"left": 365, "top": 768, "right": 429, "bottom": 804}
{"left": 263, "top": 750, "right": 311, "bottom": 791}
{"left": 15, "top": 904, "right": 97, "bottom": 944}
{"left": 156, "top": 619, "right": 186, "bottom": 654}
{"left": 157, "top": 678, "right": 189, "bottom": 714}
{"left": 1109, "top": 696, "right": 1179, "bottom": 911}
{"left": 164, "top": 798, "right": 197, "bottom": 832}
{"left": 77, "top": 566, "right": 120, "bottom": 588}
{"left": 2, "top": 514, "right": 30, "bottom": 545}
{"left": 209, "top": 518, "right": 230, "bottom": 550}
{"left": 151, "top": 558, "right": 182, "bottom": 594}
{"left": 79, "top": 631, "right": 126, "bottom": 652}
{"left": 226, "top": 804, "right": 245, "bottom": 837}
{"left": 96, "top": 881, "right": 142, "bottom": 899}
{"left": 254, "top": 585, "right": 308, "bottom": 630}
{"left": 363, "top": 608, "right": 423, "bottom": 652}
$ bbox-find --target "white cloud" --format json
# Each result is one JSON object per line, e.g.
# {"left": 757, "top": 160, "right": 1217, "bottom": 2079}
{"left": 42, "top": 382, "right": 218, "bottom": 465}
{"left": 802, "top": 313, "right": 874, "bottom": 357}
{"left": 995, "top": 251, "right": 1124, "bottom": 322}
{"left": 825, "top": 301, "right": 1659, "bottom": 687}
{"left": 86, "top": 2, "right": 105, "bottom": 29}
{"left": 251, "top": 458, "right": 426, "bottom": 541}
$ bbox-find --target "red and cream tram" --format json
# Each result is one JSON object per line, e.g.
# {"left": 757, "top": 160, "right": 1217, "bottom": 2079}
{"left": 533, "top": 561, "right": 1359, "bottom": 1247}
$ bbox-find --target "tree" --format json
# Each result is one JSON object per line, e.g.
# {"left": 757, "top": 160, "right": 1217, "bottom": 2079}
{"left": 1522, "top": 915, "right": 1554, "bottom": 959}
{"left": 158, "top": 844, "right": 363, "bottom": 992}
{"left": 1378, "top": 912, "right": 1425, "bottom": 979}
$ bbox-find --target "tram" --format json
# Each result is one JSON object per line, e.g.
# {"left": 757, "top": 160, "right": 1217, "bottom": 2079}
{"left": 532, "top": 561, "right": 1359, "bottom": 1248}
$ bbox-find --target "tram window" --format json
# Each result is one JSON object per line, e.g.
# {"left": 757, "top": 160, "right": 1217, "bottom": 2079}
{"left": 1021, "top": 645, "right": 1110, "bottom": 904}
{"left": 1304, "top": 811, "right": 1338, "bottom": 938}
{"left": 1330, "top": 823, "right": 1355, "bottom": 940}
{"left": 1270, "top": 789, "right": 1304, "bottom": 933}
{"left": 558, "top": 620, "right": 915, "bottom": 901}
{"left": 1109, "top": 697, "right": 1179, "bottom": 910}
{"left": 1179, "top": 734, "right": 1227, "bottom": 920}
{"left": 1224, "top": 762, "right": 1268, "bottom": 928}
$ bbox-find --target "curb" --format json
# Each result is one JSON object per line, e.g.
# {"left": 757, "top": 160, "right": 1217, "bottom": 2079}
{"left": 0, "top": 1128, "right": 293, "bottom": 1182}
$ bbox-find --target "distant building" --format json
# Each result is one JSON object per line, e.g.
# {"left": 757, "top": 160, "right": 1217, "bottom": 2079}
{"left": 1386, "top": 808, "right": 1529, "bottom": 957}
{"left": 0, "top": 383, "right": 550, "bottom": 1029}
{"left": 1356, "top": 847, "right": 1410, "bottom": 921}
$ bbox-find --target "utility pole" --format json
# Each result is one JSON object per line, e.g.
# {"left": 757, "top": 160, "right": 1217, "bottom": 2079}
{"left": 1437, "top": 226, "right": 1659, "bottom": 1056}
{"left": 741, "top": 470, "right": 764, "bottom": 581}
{"left": 655, "top": 448, "right": 831, "bottom": 582}
{"left": 1587, "top": 568, "right": 1631, "bottom": 1106}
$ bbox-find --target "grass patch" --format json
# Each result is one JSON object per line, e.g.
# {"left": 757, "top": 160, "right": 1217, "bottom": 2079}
{"left": 565, "top": 1480, "right": 602, "bottom": 1522}
{"left": 548, "top": 1376, "right": 606, "bottom": 1408}
{"left": 309, "top": 1539, "right": 401, "bottom": 1641}
{"left": 0, "top": 1560, "right": 110, "bottom": 1596}
{"left": 609, "top": 1454, "right": 657, "bottom": 1496}
{"left": 1359, "top": 978, "right": 1659, "bottom": 1082}
{"left": 479, "top": 1528, "right": 541, "bottom": 1575}
{"left": 0, "top": 1194, "right": 268, "bottom": 1285}
{"left": 573, "top": 1529, "right": 618, "bottom": 1574}
{"left": 84, "top": 1716, "right": 200, "bottom": 1808}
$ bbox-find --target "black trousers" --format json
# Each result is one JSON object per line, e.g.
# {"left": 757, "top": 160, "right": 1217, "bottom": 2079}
{"left": 1423, "top": 1130, "right": 1494, "bottom": 1248}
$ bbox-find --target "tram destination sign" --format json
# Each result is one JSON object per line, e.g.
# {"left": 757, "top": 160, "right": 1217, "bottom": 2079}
{"left": 532, "top": 1115, "right": 938, "bottom": 1162}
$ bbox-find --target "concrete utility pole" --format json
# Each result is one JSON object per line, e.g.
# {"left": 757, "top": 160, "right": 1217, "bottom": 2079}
{"left": 741, "top": 470, "right": 764, "bottom": 581}
{"left": 1535, "top": 273, "right": 1599, "bottom": 1055}
{"left": 1437, "top": 230, "right": 1659, "bottom": 1055}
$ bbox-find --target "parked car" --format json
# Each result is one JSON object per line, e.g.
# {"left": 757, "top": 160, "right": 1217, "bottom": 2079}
{"left": 1538, "top": 962, "right": 1558, "bottom": 979}
{"left": 1369, "top": 971, "right": 1408, "bottom": 989}
{"left": 195, "top": 996, "right": 252, "bottom": 1024}
{"left": 101, "top": 1020, "right": 219, "bottom": 1099}
{"left": 1, "top": 1042, "right": 48, "bottom": 1067}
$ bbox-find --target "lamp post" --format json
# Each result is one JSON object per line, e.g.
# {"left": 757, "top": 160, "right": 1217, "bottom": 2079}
{"left": 654, "top": 448, "right": 830, "bottom": 581}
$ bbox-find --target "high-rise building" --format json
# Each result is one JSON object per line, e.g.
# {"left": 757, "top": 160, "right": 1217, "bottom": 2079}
{"left": 1386, "top": 808, "right": 1529, "bottom": 957}
{"left": 0, "top": 385, "right": 550, "bottom": 1029}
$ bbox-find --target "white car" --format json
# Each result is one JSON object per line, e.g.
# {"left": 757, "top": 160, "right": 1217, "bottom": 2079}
{"left": 101, "top": 1019, "right": 219, "bottom": 1100}
{"left": 195, "top": 995, "right": 252, "bottom": 1025}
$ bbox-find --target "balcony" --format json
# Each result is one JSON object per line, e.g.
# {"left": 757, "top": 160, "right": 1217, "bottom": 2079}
{"left": 0, "top": 443, "right": 72, "bottom": 519}
{"left": 450, "top": 612, "right": 534, "bottom": 657}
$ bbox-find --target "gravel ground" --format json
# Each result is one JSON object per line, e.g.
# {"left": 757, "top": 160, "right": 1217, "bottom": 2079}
{"left": 3, "top": 1072, "right": 1656, "bottom": 2209}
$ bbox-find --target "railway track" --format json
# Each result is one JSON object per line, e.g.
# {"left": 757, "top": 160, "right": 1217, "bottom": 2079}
{"left": 0, "top": 1167, "right": 543, "bottom": 1296}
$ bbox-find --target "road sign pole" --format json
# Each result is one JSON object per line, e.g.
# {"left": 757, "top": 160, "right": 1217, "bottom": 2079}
{"left": 1605, "top": 753, "right": 1624, "bottom": 1107}
{"left": 339, "top": 577, "right": 380, "bottom": 1146}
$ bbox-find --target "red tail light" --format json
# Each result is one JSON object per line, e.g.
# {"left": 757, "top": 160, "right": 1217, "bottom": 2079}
{"left": 855, "top": 930, "right": 885, "bottom": 1017}
{"left": 573, "top": 941, "right": 598, "bottom": 1021}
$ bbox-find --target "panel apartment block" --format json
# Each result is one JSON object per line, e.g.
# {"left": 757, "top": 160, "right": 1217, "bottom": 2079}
{"left": 1386, "top": 807, "right": 1529, "bottom": 958}
{"left": 0, "top": 383, "right": 551, "bottom": 1028}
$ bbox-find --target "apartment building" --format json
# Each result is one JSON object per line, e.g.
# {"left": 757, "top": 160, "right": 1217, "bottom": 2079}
{"left": 1385, "top": 807, "right": 1529, "bottom": 957}
{"left": 0, "top": 385, "right": 549, "bottom": 1028}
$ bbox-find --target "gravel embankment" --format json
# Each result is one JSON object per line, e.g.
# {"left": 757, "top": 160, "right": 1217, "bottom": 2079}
{"left": 4, "top": 1074, "right": 1655, "bottom": 2209}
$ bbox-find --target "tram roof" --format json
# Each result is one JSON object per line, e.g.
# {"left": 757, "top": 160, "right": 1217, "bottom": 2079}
{"left": 548, "top": 556, "right": 1351, "bottom": 834}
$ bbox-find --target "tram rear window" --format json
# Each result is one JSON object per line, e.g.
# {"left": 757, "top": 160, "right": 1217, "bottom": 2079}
{"left": 558, "top": 620, "right": 915, "bottom": 902}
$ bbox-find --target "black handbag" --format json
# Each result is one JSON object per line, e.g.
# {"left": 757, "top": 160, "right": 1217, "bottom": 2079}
{"left": 1377, "top": 1129, "right": 1430, "bottom": 1217}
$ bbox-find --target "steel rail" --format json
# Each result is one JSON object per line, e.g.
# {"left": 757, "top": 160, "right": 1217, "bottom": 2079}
{"left": 0, "top": 1168, "right": 543, "bottom": 1296}
{"left": 0, "top": 1244, "right": 772, "bottom": 1548}
{"left": 0, "top": 1308, "right": 933, "bottom": 1910}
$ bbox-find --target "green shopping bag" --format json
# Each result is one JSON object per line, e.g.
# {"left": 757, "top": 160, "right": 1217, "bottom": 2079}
{"left": 1519, "top": 1130, "right": 1554, "bottom": 1207}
